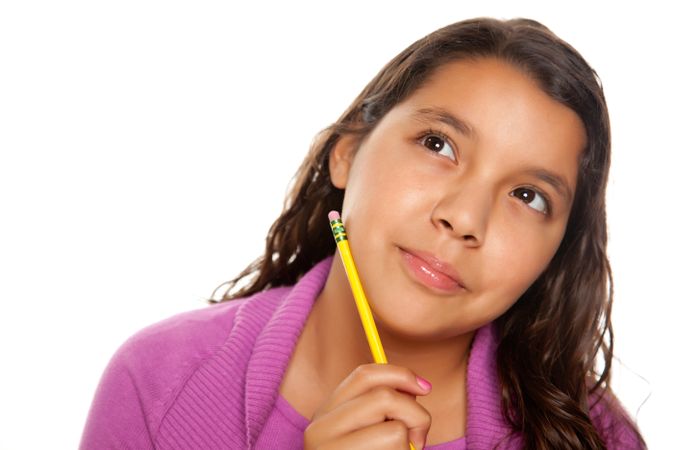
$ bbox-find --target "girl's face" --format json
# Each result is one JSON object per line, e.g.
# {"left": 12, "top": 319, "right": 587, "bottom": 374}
{"left": 329, "top": 58, "right": 586, "bottom": 339}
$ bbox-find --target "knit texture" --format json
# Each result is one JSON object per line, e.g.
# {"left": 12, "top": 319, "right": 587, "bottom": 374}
{"left": 81, "top": 256, "right": 641, "bottom": 449}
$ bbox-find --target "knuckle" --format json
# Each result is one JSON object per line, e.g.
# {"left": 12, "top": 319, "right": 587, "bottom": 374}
{"left": 352, "top": 363, "right": 412, "bottom": 382}
{"left": 422, "top": 408, "right": 432, "bottom": 426}
{"left": 351, "top": 363, "right": 376, "bottom": 380}
{"left": 372, "top": 385, "right": 397, "bottom": 404}
{"left": 388, "top": 419, "right": 409, "bottom": 440}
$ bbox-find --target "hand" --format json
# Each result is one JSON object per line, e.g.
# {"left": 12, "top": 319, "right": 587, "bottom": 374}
{"left": 304, "top": 363, "right": 432, "bottom": 450}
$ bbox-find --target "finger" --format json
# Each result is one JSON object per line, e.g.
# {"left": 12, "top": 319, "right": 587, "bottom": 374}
{"left": 317, "top": 363, "right": 432, "bottom": 414}
{"left": 310, "top": 385, "right": 431, "bottom": 448}
{"left": 311, "top": 420, "right": 421, "bottom": 450}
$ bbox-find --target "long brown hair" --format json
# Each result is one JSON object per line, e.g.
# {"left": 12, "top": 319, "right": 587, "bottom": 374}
{"left": 213, "top": 18, "right": 643, "bottom": 449}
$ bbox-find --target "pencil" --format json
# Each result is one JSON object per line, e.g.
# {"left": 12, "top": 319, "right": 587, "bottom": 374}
{"left": 328, "top": 211, "right": 417, "bottom": 450}
{"left": 328, "top": 210, "right": 387, "bottom": 364}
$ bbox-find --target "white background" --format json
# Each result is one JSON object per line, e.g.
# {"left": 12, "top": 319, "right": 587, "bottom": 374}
{"left": 1, "top": 1, "right": 672, "bottom": 448}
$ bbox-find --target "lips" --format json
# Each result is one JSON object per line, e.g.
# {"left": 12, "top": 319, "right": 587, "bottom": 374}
{"left": 399, "top": 247, "right": 466, "bottom": 294}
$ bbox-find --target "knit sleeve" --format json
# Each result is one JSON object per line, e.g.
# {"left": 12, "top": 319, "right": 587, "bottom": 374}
{"left": 79, "top": 301, "right": 241, "bottom": 449}
{"left": 589, "top": 389, "right": 645, "bottom": 450}
{"left": 79, "top": 338, "right": 157, "bottom": 449}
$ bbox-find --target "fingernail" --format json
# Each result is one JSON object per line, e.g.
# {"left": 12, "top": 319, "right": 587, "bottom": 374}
{"left": 416, "top": 375, "right": 432, "bottom": 391}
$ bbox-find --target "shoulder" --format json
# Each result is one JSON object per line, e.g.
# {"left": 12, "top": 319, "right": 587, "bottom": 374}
{"left": 589, "top": 388, "right": 645, "bottom": 449}
{"left": 82, "top": 259, "right": 333, "bottom": 448}
{"left": 119, "top": 298, "right": 248, "bottom": 372}
{"left": 82, "top": 288, "right": 290, "bottom": 445}
{"left": 112, "top": 288, "right": 291, "bottom": 415}
{"left": 118, "top": 284, "right": 294, "bottom": 368}
{"left": 117, "top": 299, "right": 244, "bottom": 379}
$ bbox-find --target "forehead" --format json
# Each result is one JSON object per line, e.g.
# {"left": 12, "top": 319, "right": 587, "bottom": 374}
{"left": 399, "top": 57, "right": 585, "bottom": 163}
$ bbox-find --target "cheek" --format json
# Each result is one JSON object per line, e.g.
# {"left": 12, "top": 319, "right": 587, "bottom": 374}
{"left": 342, "top": 143, "right": 427, "bottom": 223}
{"left": 485, "top": 224, "right": 564, "bottom": 304}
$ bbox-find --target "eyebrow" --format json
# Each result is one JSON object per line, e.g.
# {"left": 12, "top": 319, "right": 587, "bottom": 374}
{"left": 412, "top": 107, "right": 475, "bottom": 138}
{"left": 413, "top": 106, "right": 573, "bottom": 201}
{"left": 524, "top": 168, "right": 573, "bottom": 201}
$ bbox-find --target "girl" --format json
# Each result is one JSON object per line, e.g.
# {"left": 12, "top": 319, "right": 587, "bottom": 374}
{"left": 81, "top": 17, "right": 644, "bottom": 449}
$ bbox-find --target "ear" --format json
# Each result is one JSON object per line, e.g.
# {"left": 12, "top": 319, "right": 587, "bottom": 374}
{"left": 328, "top": 135, "right": 357, "bottom": 189}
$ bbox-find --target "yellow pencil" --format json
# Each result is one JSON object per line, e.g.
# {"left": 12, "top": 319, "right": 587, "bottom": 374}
{"left": 328, "top": 211, "right": 417, "bottom": 450}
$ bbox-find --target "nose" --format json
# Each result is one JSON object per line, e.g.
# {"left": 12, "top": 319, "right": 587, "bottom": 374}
{"left": 431, "top": 181, "right": 491, "bottom": 247}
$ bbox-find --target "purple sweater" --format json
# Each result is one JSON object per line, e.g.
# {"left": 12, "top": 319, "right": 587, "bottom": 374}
{"left": 81, "top": 257, "right": 641, "bottom": 449}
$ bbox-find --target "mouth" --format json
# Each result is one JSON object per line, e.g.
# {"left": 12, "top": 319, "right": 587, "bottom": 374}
{"left": 398, "top": 247, "right": 466, "bottom": 294}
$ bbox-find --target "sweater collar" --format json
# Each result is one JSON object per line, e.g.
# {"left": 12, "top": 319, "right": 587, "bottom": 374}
{"left": 243, "top": 256, "right": 520, "bottom": 449}
{"left": 244, "top": 257, "right": 332, "bottom": 448}
{"left": 466, "top": 323, "right": 523, "bottom": 448}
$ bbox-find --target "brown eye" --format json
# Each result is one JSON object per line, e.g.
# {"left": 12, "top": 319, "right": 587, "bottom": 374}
{"left": 420, "top": 133, "right": 456, "bottom": 161}
{"left": 511, "top": 187, "right": 549, "bottom": 214}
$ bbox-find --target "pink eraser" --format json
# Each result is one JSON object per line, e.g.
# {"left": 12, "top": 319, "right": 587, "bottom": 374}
{"left": 328, "top": 210, "right": 341, "bottom": 221}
